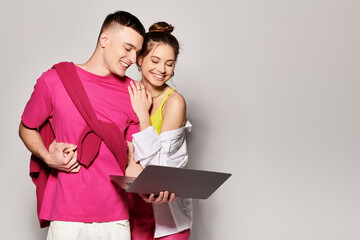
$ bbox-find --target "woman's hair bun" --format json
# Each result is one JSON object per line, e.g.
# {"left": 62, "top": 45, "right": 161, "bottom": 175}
{"left": 149, "top": 22, "right": 174, "bottom": 34}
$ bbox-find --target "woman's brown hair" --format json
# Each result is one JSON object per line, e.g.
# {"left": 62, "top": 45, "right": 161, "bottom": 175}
{"left": 137, "top": 21, "right": 180, "bottom": 65}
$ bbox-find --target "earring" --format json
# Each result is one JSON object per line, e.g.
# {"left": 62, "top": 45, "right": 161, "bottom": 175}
{"left": 172, "top": 71, "right": 175, "bottom": 77}
{"left": 137, "top": 66, "right": 142, "bottom": 71}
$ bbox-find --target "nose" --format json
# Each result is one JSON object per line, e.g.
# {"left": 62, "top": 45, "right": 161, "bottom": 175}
{"left": 129, "top": 51, "right": 137, "bottom": 64}
{"left": 158, "top": 64, "right": 166, "bottom": 73}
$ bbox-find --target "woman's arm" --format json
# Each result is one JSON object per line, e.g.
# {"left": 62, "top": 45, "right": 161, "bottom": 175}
{"left": 160, "top": 92, "right": 186, "bottom": 132}
{"left": 132, "top": 92, "right": 189, "bottom": 168}
{"left": 129, "top": 84, "right": 189, "bottom": 168}
{"left": 132, "top": 121, "right": 191, "bottom": 168}
{"left": 128, "top": 80, "right": 186, "bottom": 132}
{"left": 125, "top": 141, "right": 143, "bottom": 177}
{"left": 125, "top": 141, "right": 175, "bottom": 203}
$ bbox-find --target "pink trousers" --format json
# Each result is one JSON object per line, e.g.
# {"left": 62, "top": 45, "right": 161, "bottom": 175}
{"left": 156, "top": 229, "right": 191, "bottom": 240}
{"left": 128, "top": 193, "right": 190, "bottom": 240}
{"left": 128, "top": 193, "right": 155, "bottom": 240}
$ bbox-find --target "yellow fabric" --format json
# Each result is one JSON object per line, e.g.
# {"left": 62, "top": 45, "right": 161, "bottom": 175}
{"left": 150, "top": 89, "right": 175, "bottom": 135}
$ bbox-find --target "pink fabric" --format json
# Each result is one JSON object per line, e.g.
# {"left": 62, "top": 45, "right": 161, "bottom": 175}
{"left": 22, "top": 64, "right": 139, "bottom": 223}
{"left": 155, "top": 229, "right": 191, "bottom": 240}
{"left": 128, "top": 193, "right": 155, "bottom": 240}
{"left": 29, "top": 119, "right": 54, "bottom": 228}
{"left": 54, "top": 62, "right": 128, "bottom": 171}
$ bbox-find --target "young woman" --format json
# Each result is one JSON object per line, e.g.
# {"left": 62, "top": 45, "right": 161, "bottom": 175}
{"left": 126, "top": 22, "right": 192, "bottom": 240}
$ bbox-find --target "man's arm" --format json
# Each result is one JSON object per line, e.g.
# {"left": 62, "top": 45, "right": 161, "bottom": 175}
{"left": 19, "top": 122, "right": 80, "bottom": 173}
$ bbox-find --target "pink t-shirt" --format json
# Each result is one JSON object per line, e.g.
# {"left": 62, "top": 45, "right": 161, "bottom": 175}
{"left": 21, "top": 65, "right": 139, "bottom": 222}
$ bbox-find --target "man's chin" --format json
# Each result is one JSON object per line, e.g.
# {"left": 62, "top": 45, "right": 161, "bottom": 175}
{"left": 112, "top": 69, "right": 126, "bottom": 77}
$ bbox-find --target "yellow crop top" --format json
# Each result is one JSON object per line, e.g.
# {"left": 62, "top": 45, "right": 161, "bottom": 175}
{"left": 150, "top": 88, "right": 175, "bottom": 135}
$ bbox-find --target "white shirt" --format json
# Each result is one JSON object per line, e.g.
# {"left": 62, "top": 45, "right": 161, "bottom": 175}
{"left": 132, "top": 120, "right": 193, "bottom": 238}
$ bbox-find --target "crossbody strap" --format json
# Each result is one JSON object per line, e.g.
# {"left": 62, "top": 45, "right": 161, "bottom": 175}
{"left": 52, "top": 62, "right": 127, "bottom": 170}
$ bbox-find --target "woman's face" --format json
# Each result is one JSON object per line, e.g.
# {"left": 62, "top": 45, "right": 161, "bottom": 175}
{"left": 139, "top": 43, "right": 176, "bottom": 87}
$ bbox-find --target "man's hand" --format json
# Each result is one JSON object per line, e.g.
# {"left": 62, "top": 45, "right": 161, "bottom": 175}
{"left": 140, "top": 191, "right": 176, "bottom": 204}
{"left": 47, "top": 140, "right": 81, "bottom": 173}
{"left": 19, "top": 122, "right": 81, "bottom": 173}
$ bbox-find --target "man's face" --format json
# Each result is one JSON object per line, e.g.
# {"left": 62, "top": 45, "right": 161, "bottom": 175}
{"left": 101, "top": 26, "right": 143, "bottom": 77}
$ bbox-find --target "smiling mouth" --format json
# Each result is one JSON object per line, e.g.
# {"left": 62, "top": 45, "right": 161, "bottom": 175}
{"left": 152, "top": 73, "right": 166, "bottom": 79}
{"left": 120, "top": 61, "right": 130, "bottom": 68}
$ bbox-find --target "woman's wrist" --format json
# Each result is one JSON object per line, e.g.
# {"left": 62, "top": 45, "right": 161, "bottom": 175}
{"left": 136, "top": 111, "right": 150, "bottom": 122}
{"left": 139, "top": 118, "right": 151, "bottom": 131}
{"left": 135, "top": 111, "right": 151, "bottom": 130}
{"left": 139, "top": 120, "right": 151, "bottom": 131}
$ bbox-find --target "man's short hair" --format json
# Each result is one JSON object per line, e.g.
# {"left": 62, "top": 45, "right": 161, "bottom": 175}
{"left": 99, "top": 10, "right": 145, "bottom": 38}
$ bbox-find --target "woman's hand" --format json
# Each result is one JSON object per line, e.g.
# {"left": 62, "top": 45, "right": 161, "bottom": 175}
{"left": 128, "top": 81, "right": 152, "bottom": 120}
{"left": 140, "top": 191, "right": 176, "bottom": 204}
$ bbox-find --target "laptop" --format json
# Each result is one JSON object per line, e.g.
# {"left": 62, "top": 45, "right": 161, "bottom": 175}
{"left": 110, "top": 165, "right": 231, "bottom": 199}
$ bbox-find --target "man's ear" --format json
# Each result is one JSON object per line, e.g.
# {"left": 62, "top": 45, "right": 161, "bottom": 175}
{"left": 99, "top": 32, "right": 109, "bottom": 48}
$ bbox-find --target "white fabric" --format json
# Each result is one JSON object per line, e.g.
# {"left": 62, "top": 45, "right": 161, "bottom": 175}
{"left": 132, "top": 120, "right": 192, "bottom": 168}
{"left": 132, "top": 120, "right": 193, "bottom": 238}
{"left": 152, "top": 198, "right": 192, "bottom": 238}
{"left": 47, "top": 220, "right": 130, "bottom": 240}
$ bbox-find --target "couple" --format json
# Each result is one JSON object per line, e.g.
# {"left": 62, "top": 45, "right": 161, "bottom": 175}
{"left": 19, "top": 11, "right": 192, "bottom": 240}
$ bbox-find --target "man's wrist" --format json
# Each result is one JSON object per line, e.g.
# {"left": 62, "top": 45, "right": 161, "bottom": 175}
{"left": 40, "top": 149, "right": 52, "bottom": 166}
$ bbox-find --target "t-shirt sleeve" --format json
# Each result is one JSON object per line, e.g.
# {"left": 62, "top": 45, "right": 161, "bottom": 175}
{"left": 125, "top": 120, "right": 139, "bottom": 142}
{"left": 21, "top": 75, "right": 52, "bottom": 129}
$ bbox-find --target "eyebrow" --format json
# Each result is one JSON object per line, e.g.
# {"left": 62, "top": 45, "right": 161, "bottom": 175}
{"left": 150, "top": 56, "right": 175, "bottom": 62}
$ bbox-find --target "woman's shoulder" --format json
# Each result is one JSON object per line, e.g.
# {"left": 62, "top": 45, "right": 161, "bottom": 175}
{"left": 162, "top": 88, "right": 187, "bottom": 129}
{"left": 166, "top": 88, "right": 186, "bottom": 110}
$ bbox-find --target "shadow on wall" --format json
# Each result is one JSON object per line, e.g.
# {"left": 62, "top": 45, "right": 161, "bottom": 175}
{"left": 37, "top": 229, "right": 47, "bottom": 239}
{"left": 30, "top": 203, "right": 48, "bottom": 239}
{"left": 189, "top": 199, "right": 202, "bottom": 240}
{"left": 186, "top": 101, "right": 212, "bottom": 240}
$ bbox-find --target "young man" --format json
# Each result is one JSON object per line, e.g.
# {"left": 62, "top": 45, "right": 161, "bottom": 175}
{"left": 19, "top": 11, "right": 145, "bottom": 240}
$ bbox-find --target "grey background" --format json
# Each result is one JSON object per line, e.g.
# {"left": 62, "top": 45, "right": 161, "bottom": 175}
{"left": 1, "top": 0, "right": 359, "bottom": 239}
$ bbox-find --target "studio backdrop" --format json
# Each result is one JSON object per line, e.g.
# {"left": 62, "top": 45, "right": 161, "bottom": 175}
{"left": 1, "top": 0, "right": 359, "bottom": 239}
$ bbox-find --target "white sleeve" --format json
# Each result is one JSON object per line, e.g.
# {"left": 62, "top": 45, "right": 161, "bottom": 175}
{"left": 132, "top": 121, "right": 192, "bottom": 168}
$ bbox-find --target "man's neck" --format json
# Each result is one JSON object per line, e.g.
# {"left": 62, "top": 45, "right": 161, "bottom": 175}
{"left": 77, "top": 50, "right": 111, "bottom": 77}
